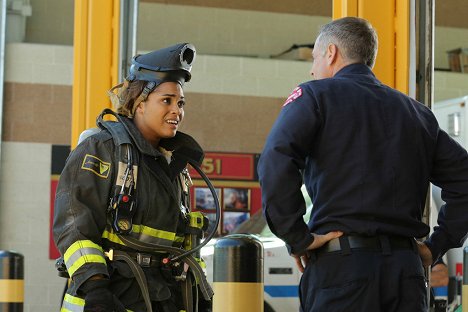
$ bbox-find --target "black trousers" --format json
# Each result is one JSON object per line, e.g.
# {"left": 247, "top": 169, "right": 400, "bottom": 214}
{"left": 299, "top": 238, "right": 428, "bottom": 312}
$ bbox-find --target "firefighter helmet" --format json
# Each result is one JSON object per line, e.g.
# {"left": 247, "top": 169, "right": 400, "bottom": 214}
{"left": 128, "top": 42, "right": 196, "bottom": 87}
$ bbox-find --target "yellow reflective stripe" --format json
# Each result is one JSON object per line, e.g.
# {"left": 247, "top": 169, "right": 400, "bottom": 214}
{"left": 102, "top": 226, "right": 184, "bottom": 247}
{"left": 133, "top": 224, "right": 176, "bottom": 241}
{"left": 61, "top": 293, "right": 133, "bottom": 312}
{"left": 64, "top": 240, "right": 103, "bottom": 262}
{"left": 174, "top": 235, "right": 185, "bottom": 243}
{"left": 102, "top": 229, "right": 126, "bottom": 245}
{"left": 61, "top": 293, "right": 84, "bottom": 312}
{"left": 64, "top": 293, "right": 85, "bottom": 305}
{"left": 68, "top": 255, "right": 107, "bottom": 277}
{"left": 196, "top": 257, "right": 206, "bottom": 269}
{"left": 102, "top": 225, "right": 179, "bottom": 242}
{"left": 63, "top": 240, "right": 106, "bottom": 277}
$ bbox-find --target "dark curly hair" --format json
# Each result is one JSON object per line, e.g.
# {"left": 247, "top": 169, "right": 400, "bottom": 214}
{"left": 115, "top": 80, "right": 147, "bottom": 117}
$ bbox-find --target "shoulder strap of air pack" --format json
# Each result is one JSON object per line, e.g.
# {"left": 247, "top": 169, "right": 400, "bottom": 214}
{"left": 97, "top": 108, "right": 139, "bottom": 234}
{"left": 97, "top": 108, "right": 133, "bottom": 146}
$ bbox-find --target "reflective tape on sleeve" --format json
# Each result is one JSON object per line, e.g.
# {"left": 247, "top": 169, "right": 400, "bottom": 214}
{"left": 64, "top": 240, "right": 106, "bottom": 277}
{"left": 61, "top": 293, "right": 84, "bottom": 312}
{"left": 61, "top": 293, "right": 134, "bottom": 312}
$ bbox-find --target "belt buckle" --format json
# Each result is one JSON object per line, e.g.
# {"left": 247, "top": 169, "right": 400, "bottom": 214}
{"left": 136, "top": 253, "right": 152, "bottom": 267}
{"left": 105, "top": 249, "right": 114, "bottom": 261}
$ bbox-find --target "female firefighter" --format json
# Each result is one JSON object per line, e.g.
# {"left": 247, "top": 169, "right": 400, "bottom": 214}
{"left": 53, "top": 43, "right": 212, "bottom": 312}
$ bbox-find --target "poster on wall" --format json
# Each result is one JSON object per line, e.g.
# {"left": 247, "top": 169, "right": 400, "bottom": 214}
{"left": 223, "top": 188, "right": 250, "bottom": 211}
{"left": 188, "top": 152, "right": 262, "bottom": 236}
{"left": 194, "top": 187, "right": 221, "bottom": 211}
{"left": 223, "top": 212, "right": 249, "bottom": 234}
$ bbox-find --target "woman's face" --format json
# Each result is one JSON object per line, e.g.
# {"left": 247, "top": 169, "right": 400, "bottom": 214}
{"left": 134, "top": 81, "right": 185, "bottom": 146}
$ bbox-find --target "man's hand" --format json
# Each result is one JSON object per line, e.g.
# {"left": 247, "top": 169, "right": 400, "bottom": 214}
{"left": 416, "top": 241, "right": 433, "bottom": 267}
{"left": 292, "top": 231, "right": 343, "bottom": 273}
{"left": 431, "top": 262, "right": 449, "bottom": 287}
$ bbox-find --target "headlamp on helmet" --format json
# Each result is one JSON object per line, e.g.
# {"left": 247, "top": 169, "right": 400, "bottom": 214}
{"left": 129, "top": 42, "right": 196, "bottom": 87}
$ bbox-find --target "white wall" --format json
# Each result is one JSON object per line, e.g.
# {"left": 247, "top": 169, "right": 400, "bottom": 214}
{"left": 434, "top": 71, "right": 468, "bottom": 102}
{"left": 138, "top": 3, "right": 329, "bottom": 58}
{"left": 6, "top": 42, "right": 468, "bottom": 102}
{"left": 435, "top": 26, "right": 468, "bottom": 70}
{"left": 5, "top": 43, "right": 73, "bottom": 85}
{"left": 21, "top": 1, "right": 468, "bottom": 71}
{"left": 0, "top": 142, "right": 64, "bottom": 312}
{"left": 5, "top": 43, "right": 312, "bottom": 97}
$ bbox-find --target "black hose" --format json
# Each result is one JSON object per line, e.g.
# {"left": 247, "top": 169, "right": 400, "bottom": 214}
{"left": 170, "top": 160, "right": 221, "bottom": 262}
{"left": 270, "top": 43, "right": 315, "bottom": 58}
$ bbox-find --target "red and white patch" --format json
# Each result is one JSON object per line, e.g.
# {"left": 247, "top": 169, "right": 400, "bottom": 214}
{"left": 283, "top": 86, "right": 303, "bottom": 107}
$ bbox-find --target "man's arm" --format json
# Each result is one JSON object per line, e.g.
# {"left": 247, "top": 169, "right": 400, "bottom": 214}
{"left": 258, "top": 84, "right": 321, "bottom": 255}
{"left": 427, "top": 129, "right": 468, "bottom": 262}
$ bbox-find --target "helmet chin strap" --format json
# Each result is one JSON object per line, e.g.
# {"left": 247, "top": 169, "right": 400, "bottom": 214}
{"left": 131, "top": 81, "right": 157, "bottom": 116}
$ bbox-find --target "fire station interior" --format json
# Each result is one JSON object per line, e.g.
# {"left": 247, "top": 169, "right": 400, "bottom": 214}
{"left": 2, "top": 0, "right": 468, "bottom": 311}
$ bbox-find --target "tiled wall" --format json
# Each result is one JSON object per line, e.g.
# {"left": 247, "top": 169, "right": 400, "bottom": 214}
{"left": 435, "top": 27, "right": 468, "bottom": 70}
{"left": 19, "top": 1, "right": 468, "bottom": 70}
{"left": 141, "top": 0, "right": 332, "bottom": 16}
{"left": 5, "top": 42, "right": 468, "bottom": 149}
{"left": 3, "top": 43, "right": 310, "bottom": 153}
{"left": 2, "top": 82, "right": 72, "bottom": 144}
{"left": 24, "top": 0, "right": 74, "bottom": 45}
{"left": 5, "top": 43, "right": 73, "bottom": 85}
{"left": 0, "top": 142, "right": 64, "bottom": 312}
{"left": 434, "top": 71, "right": 468, "bottom": 102}
{"left": 138, "top": 3, "right": 330, "bottom": 57}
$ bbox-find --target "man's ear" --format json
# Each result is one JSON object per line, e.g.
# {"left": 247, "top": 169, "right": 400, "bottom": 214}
{"left": 326, "top": 43, "right": 338, "bottom": 65}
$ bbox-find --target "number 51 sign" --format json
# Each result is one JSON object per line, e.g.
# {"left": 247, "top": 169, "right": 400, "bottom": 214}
{"left": 189, "top": 152, "right": 256, "bottom": 180}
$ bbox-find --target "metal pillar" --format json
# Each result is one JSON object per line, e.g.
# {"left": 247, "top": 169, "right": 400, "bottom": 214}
{"left": 0, "top": 0, "right": 6, "bottom": 169}
{"left": 118, "top": 0, "right": 138, "bottom": 83}
{"left": 0, "top": 251, "right": 24, "bottom": 311}
{"left": 417, "top": 0, "right": 434, "bottom": 108}
{"left": 213, "top": 234, "right": 264, "bottom": 312}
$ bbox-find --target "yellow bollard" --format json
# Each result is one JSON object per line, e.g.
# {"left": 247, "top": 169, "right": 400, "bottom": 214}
{"left": 213, "top": 234, "right": 263, "bottom": 312}
{"left": 0, "top": 250, "right": 24, "bottom": 312}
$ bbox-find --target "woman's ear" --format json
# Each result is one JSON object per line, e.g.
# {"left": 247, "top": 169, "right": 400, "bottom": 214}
{"left": 135, "top": 101, "right": 144, "bottom": 114}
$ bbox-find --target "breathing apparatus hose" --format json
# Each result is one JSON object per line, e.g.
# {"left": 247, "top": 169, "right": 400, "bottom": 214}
{"left": 170, "top": 159, "right": 221, "bottom": 262}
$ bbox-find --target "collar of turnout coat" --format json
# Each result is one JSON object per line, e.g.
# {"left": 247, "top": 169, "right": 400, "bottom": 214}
{"left": 118, "top": 115, "right": 205, "bottom": 171}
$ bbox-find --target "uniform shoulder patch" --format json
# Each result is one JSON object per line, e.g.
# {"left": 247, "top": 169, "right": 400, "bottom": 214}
{"left": 81, "top": 154, "right": 111, "bottom": 178}
{"left": 283, "top": 86, "right": 303, "bottom": 107}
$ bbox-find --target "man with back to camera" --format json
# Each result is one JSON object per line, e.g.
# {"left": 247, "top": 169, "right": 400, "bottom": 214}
{"left": 258, "top": 17, "right": 468, "bottom": 311}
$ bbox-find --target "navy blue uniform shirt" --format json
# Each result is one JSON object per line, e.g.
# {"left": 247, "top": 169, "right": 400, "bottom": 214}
{"left": 258, "top": 63, "right": 468, "bottom": 261}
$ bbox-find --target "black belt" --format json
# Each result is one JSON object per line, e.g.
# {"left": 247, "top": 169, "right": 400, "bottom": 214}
{"left": 318, "top": 235, "right": 415, "bottom": 255}
{"left": 124, "top": 251, "right": 166, "bottom": 267}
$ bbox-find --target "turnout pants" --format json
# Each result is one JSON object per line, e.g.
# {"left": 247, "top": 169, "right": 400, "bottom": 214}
{"left": 299, "top": 235, "right": 427, "bottom": 312}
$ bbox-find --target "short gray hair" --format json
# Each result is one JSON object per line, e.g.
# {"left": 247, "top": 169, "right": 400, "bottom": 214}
{"left": 316, "top": 17, "right": 378, "bottom": 68}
